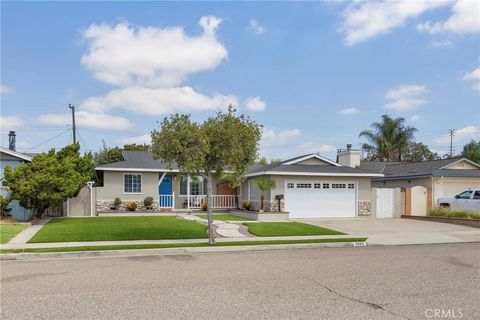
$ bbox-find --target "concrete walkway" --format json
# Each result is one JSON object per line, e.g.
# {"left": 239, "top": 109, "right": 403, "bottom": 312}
{"left": 0, "top": 234, "right": 359, "bottom": 250}
{"left": 7, "top": 219, "right": 51, "bottom": 244}
{"left": 180, "top": 214, "right": 248, "bottom": 238}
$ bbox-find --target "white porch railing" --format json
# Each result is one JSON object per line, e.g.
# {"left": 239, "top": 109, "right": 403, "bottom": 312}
{"left": 158, "top": 193, "right": 174, "bottom": 208}
{"left": 188, "top": 195, "right": 237, "bottom": 209}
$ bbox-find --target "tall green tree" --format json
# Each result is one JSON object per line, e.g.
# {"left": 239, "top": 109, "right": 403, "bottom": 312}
{"left": 254, "top": 178, "right": 276, "bottom": 211}
{"left": 359, "top": 115, "right": 417, "bottom": 161}
{"left": 151, "top": 106, "right": 262, "bottom": 244}
{"left": 3, "top": 144, "right": 94, "bottom": 219}
{"left": 403, "top": 142, "right": 440, "bottom": 162}
{"left": 461, "top": 140, "right": 480, "bottom": 164}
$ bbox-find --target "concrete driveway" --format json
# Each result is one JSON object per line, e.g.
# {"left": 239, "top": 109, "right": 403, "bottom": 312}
{"left": 294, "top": 218, "right": 480, "bottom": 245}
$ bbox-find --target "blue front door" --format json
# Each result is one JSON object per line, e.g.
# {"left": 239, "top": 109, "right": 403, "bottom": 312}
{"left": 159, "top": 175, "right": 173, "bottom": 207}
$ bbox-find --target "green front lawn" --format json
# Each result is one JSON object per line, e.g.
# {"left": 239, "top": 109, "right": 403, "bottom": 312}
{"left": 197, "top": 214, "right": 254, "bottom": 221}
{"left": 0, "top": 224, "right": 28, "bottom": 244}
{"left": 29, "top": 217, "right": 208, "bottom": 243}
{"left": 1, "top": 238, "right": 367, "bottom": 254}
{"left": 244, "top": 222, "right": 345, "bottom": 237}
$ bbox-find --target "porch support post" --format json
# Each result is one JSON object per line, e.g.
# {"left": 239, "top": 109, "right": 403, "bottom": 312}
{"left": 187, "top": 175, "right": 191, "bottom": 210}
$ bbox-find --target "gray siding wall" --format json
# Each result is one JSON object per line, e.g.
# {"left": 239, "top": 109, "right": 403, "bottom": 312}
{"left": 371, "top": 178, "right": 432, "bottom": 189}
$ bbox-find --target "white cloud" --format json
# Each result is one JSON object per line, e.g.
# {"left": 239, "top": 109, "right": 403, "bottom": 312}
{"left": 338, "top": 107, "right": 359, "bottom": 115}
{"left": 417, "top": 0, "right": 480, "bottom": 35}
{"left": 261, "top": 128, "right": 301, "bottom": 146}
{"left": 249, "top": 19, "right": 265, "bottom": 35}
{"left": 119, "top": 134, "right": 151, "bottom": 145}
{"left": 432, "top": 40, "right": 454, "bottom": 48}
{"left": 384, "top": 84, "right": 428, "bottom": 111}
{"left": 39, "top": 111, "right": 133, "bottom": 130}
{"left": 435, "top": 126, "right": 480, "bottom": 144}
{"left": 410, "top": 115, "right": 421, "bottom": 122}
{"left": 81, "top": 16, "right": 227, "bottom": 87}
{"left": 463, "top": 68, "right": 480, "bottom": 91}
{"left": 244, "top": 96, "right": 266, "bottom": 111}
{"left": 341, "top": 1, "right": 449, "bottom": 46}
{"left": 0, "top": 116, "right": 23, "bottom": 131}
{"left": 81, "top": 86, "right": 238, "bottom": 115}
{"left": 297, "top": 142, "right": 337, "bottom": 153}
{"left": 0, "top": 85, "right": 15, "bottom": 94}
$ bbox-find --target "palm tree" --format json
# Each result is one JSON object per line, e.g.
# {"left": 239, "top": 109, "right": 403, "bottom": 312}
{"left": 254, "top": 178, "right": 276, "bottom": 211}
{"left": 359, "top": 115, "right": 417, "bottom": 161}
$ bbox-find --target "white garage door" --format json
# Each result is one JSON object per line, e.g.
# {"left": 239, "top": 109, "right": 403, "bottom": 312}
{"left": 285, "top": 182, "right": 356, "bottom": 218}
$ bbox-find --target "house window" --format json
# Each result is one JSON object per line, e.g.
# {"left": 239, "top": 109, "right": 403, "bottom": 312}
{"left": 249, "top": 180, "right": 260, "bottom": 200}
{"left": 332, "top": 183, "right": 346, "bottom": 189}
{"left": 348, "top": 183, "right": 355, "bottom": 189}
{"left": 179, "top": 176, "right": 207, "bottom": 196}
{"left": 323, "top": 183, "right": 330, "bottom": 189}
{"left": 314, "top": 183, "right": 321, "bottom": 189}
{"left": 287, "top": 183, "right": 294, "bottom": 189}
{"left": 124, "top": 174, "right": 141, "bottom": 193}
{"left": 296, "top": 183, "right": 312, "bottom": 188}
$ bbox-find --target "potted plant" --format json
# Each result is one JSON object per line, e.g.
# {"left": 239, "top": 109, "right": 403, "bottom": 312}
{"left": 200, "top": 200, "right": 208, "bottom": 211}
{"left": 113, "top": 197, "right": 122, "bottom": 211}
{"left": 126, "top": 201, "right": 138, "bottom": 211}
{"left": 242, "top": 200, "right": 253, "bottom": 211}
{"left": 143, "top": 196, "right": 154, "bottom": 210}
{"left": 254, "top": 178, "right": 276, "bottom": 212}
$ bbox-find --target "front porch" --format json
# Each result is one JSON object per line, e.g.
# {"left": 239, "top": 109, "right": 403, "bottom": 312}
{"left": 158, "top": 194, "right": 238, "bottom": 210}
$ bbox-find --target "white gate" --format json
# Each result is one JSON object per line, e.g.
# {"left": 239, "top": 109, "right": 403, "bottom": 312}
{"left": 376, "top": 188, "right": 395, "bottom": 218}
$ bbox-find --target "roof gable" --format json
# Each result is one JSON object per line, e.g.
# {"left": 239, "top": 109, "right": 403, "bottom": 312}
{"left": 283, "top": 154, "right": 341, "bottom": 167}
{"left": 438, "top": 158, "right": 480, "bottom": 170}
{"left": 0, "top": 147, "right": 32, "bottom": 162}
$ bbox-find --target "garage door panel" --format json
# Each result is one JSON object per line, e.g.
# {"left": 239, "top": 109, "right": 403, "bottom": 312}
{"left": 286, "top": 182, "right": 356, "bottom": 218}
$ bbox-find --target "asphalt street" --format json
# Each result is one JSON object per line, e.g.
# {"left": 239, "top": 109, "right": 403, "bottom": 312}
{"left": 1, "top": 243, "right": 479, "bottom": 320}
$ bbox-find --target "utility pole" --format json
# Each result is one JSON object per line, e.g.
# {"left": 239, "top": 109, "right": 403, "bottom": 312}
{"left": 68, "top": 104, "right": 77, "bottom": 144}
{"left": 448, "top": 129, "right": 455, "bottom": 158}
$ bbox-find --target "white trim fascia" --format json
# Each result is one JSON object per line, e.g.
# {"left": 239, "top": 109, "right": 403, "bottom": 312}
{"left": 438, "top": 158, "right": 480, "bottom": 170}
{"left": 246, "top": 171, "right": 384, "bottom": 178}
{"left": 96, "top": 167, "right": 180, "bottom": 172}
{"left": 0, "top": 147, "right": 32, "bottom": 161}
{"left": 283, "top": 154, "right": 341, "bottom": 167}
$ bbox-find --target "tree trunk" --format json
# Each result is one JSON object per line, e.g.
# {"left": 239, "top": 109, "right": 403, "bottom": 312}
{"left": 206, "top": 173, "right": 215, "bottom": 245}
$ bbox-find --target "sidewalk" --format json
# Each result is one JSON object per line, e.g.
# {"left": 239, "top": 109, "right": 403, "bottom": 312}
{"left": 0, "top": 234, "right": 360, "bottom": 250}
{"left": 7, "top": 219, "right": 51, "bottom": 244}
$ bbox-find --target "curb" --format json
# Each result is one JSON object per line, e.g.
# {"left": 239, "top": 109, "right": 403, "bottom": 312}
{"left": 0, "top": 241, "right": 367, "bottom": 261}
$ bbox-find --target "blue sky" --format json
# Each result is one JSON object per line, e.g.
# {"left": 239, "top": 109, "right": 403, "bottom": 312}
{"left": 1, "top": 1, "right": 479, "bottom": 160}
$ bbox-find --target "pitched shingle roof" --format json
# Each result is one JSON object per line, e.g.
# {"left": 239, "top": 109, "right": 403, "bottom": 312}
{"left": 95, "top": 151, "right": 179, "bottom": 171}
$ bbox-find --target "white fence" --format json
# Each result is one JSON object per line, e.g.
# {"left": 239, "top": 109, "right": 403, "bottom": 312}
{"left": 375, "top": 188, "right": 395, "bottom": 218}
{"left": 187, "top": 195, "right": 237, "bottom": 209}
{"left": 159, "top": 194, "right": 174, "bottom": 208}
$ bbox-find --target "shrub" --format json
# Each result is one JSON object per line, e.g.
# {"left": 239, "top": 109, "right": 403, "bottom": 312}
{"left": 144, "top": 196, "right": 154, "bottom": 209}
{"left": 428, "top": 208, "right": 480, "bottom": 219}
{"left": 126, "top": 201, "right": 138, "bottom": 211}
{"left": 0, "top": 195, "right": 12, "bottom": 217}
{"left": 114, "top": 197, "right": 122, "bottom": 209}
{"left": 242, "top": 200, "right": 253, "bottom": 211}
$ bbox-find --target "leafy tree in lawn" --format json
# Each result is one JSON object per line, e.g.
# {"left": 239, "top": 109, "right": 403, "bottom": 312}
{"left": 151, "top": 106, "right": 262, "bottom": 244}
{"left": 2, "top": 144, "right": 94, "bottom": 219}
{"left": 403, "top": 142, "right": 440, "bottom": 162}
{"left": 254, "top": 178, "right": 276, "bottom": 211}
{"left": 359, "top": 115, "right": 417, "bottom": 161}
{"left": 461, "top": 140, "right": 480, "bottom": 164}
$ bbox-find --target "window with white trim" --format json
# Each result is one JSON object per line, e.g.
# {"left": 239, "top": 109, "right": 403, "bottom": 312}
{"left": 124, "top": 174, "right": 142, "bottom": 193}
{"left": 296, "top": 183, "right": 312, "bottom": 188}
{"left": 179, "top": 176, "right": 207, "bottom": 196}
{"left": 323, "top": 183, "right": 330, "bottom": 189}
{"left": 332, "top": 183, "right": 346, "bottom": 189}
{"left": 348, "top": 183, "right": 355, "bottom": 189}
{"left": 314, "top": 183, "right": 321, "bottom": 189}
{"left": 287, "top": 183, "right": 294, "bottom": 189}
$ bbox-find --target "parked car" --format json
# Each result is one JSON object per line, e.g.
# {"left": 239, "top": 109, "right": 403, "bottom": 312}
{"left": 437, "top": 190, "right": 480, "bottom": 212}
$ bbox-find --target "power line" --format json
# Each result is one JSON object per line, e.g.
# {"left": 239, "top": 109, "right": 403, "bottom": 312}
{"left": 24, "top": 129, "right": 71, "bottom": 152}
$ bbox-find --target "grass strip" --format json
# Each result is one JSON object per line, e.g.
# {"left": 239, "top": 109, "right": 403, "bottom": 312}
{"left": 0, "top": 238, "right": 367, "bottom": 254}
{"left": 428, "top": 209, "right": 480, "bottom": 219}
{"left": 245, "top": 222, "right": 346, "bottom": 237}
{"left": 0, "top": 224, "right": 28, "bottom": 244}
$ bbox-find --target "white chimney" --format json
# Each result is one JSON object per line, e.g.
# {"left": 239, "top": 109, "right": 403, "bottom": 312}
{"left": 337, "top": 144, "right": 361, "bottom": 168}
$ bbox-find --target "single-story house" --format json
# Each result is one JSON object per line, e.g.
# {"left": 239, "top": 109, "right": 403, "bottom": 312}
{"left": 361, "top": 158, "right": 480, "bottom": 216}
{"left": 0, "top": 136, "right": 32, "bottom": 221}
{"left": 93, "top": 146, "right": 383, "bottom": 218}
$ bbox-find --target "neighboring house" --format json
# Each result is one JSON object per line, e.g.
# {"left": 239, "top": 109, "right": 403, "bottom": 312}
{"left": 361, "top": 158, "right": 480, "bottom": 216}
{"left": 0, "top": 145, "right": 32, "bottom": 221}
{"left": 93, "top": 147, "right": 383, "bottom": 218}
